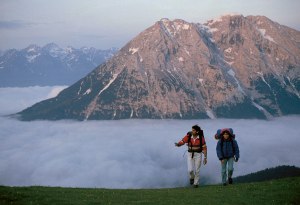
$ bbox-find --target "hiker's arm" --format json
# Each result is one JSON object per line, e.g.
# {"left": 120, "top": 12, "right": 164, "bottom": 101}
{"left": 234, "top": 140, "right": 240, "bottom": 159}
{"left": 175, "top": 135, "right": 189, "bottom": 146}
{"left": 202, "top": 146, "right": 207, "bottom": 158}
{"left": 216, "top": 141, "right": 223, "bottom": 160}
{"left": 201, "top": 136, "right": 207, "bottom": 164}
{"left": 202, "top": 136, "right": 207, "bottom": 158}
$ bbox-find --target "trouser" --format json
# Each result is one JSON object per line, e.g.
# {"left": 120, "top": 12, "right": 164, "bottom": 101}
{"left": 187, "top": 152, "right": 202, "bottom": 185}
{"left": 221, "top": 157, "right": 234, "bottom": 184}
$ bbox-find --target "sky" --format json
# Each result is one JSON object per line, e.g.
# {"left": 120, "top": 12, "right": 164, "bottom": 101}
{"left": 0, "top": 86, "right": 300, "bottom": 188}
{"left": 1, "top": 0, "right": 300, "bottom": 51}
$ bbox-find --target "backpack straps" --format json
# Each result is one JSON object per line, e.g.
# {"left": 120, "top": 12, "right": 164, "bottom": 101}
{"left": 187, "top": 130, "right": 204, "bottom": 158}
{"left": 187, "top": 132, "right": 194, "bottom": 158}
{"left": 199, "top": 130, "right": 203, "bottom": 152}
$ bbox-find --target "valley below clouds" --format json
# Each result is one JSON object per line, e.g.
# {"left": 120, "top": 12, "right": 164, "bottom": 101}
{"left": 0, "top": 86, "right": 299, "bottom": 188}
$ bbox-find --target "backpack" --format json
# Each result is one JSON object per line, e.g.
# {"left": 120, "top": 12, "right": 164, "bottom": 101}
{"left": 216, "top": 128, "right": 236, "bottom": 157}
{"left": 214, "top": 128, "right": 235, "bottom": 140}
{"left": 187, "top": 129, "right": 204, "bottom": 152}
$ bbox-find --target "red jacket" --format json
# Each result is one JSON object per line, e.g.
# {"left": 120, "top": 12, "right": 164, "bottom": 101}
{"left": 177, "top": 134, "right": 207, "bottom": 152}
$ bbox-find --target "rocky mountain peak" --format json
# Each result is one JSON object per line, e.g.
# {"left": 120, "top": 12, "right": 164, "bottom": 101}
{"left": 24, "top": 44, "right": 41, "bottom": 52}
{"left": 206, "top": 13, "right": 244, "bottom": 27}
{"left": 18, "top": 15, "right": 300, "bottom": 121}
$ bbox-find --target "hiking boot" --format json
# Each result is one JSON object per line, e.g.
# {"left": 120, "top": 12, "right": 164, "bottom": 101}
{"left": 228, "top": 178, "right": 233, "bottom": 184}
{"left": 189, "top": 178, "right": 194, "bottom": 185}
{"left": 193, "top": 185, "right": 198, "bottom": 188}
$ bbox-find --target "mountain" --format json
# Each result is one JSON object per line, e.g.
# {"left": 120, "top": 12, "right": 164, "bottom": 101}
{"left": 0, "top": 43, "right": 118, "bottom": 87}
{"left": 17, "top": 15, "right": 300, "bottom": 120}
{"left": 233, "top": 165, "right": 300, "bottom": 183}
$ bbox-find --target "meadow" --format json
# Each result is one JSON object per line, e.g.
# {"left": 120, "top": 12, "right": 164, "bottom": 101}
{"left": 1, "top": 177, "right": 299, "bottom": 205}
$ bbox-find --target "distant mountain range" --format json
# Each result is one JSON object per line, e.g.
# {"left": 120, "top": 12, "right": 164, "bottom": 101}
{"left": 0, "top": 43, "right": 118, "bottom": 87}
{"left": 18, "top": 15, "right": 300, "bottom": 120}
{"left": 233, "top": 165, "right": 300, "bottom": 183}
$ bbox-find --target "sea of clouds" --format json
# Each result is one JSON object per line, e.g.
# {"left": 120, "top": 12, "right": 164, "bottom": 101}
{"left": 0, "top": 86, "right": 300, "bottom": 188}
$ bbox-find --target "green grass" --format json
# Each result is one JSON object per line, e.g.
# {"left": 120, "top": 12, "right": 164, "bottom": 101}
{"left": 1, "top": 177, "right": 299, "bottom": 205}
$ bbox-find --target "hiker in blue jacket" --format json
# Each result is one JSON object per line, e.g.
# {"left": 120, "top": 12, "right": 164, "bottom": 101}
{"left": 216, "top": 129, "right": 239, "bottom": 186}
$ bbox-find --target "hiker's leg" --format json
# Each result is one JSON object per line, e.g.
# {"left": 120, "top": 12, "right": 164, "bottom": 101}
{"left": 228, "top": 157, "right": 234, "bottom": 178}
{"left": 187, "top": 153, "right": 195, "bottom": 180}
{"left": 193, "top": 153, "right": 202, "bottom": 185}
{"left": 221, "top": 159, "right": 228, "bottom": 184}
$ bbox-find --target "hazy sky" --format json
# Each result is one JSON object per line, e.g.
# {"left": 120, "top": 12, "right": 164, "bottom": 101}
{"left": 0, "top": 87, "right": 300, "bottom": 188}
{"left": 1, "top": 0, "right": 299, "bottom": 50}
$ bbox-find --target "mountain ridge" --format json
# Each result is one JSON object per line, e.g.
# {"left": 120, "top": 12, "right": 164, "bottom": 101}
{"left": 0, "top": 43, "right": 118, "bottom": 87}
{"left": 18, "top": 15, "right": 300, "bottom": 120}
{"left": 233, "top": 165, "right": 300, "bottom": 183}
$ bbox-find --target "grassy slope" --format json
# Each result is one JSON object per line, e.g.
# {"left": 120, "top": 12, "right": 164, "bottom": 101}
{"left": 0, "top": 177, "right": 299, "bottom": 205}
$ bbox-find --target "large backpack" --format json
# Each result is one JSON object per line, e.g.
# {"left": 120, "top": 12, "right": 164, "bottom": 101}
{"left": 214, "top": 128, "right": 235, "bottom": 140}
{"left": 187, "top": 129, "right": 204, "bottom": 152}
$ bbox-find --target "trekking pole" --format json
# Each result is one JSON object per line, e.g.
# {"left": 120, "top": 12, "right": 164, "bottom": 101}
{"left": 182, "top": 150, "right": 187, "bottom": 158}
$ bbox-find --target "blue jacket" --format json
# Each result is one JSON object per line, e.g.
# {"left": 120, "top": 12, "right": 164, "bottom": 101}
{"left": 216, "top": 139, "right": 239, "bottom": 160}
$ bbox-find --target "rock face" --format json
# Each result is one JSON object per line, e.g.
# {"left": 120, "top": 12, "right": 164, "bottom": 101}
{"left": 18, "top": 15, "right": 300, "bottom": 120}
{"left": 0, "top": 43, "right": 117, "bottom": 87}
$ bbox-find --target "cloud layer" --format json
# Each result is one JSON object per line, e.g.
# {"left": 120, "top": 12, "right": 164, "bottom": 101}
{"left": 0, "top": 87, "right": 299, "bottom": 188}
{"left": 0, "top": 86, "right": 67, "bottom": 115}
{"left": 0, "top": 20, "right": 33, "bottom": 30}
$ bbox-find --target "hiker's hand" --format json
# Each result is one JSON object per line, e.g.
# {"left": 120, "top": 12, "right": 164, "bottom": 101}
{"left": 203, "top": 158, "right": 207, "bottom": 165}
{"left": 221, "top": 159, "right": 225, "bottom": 164}
{"left": 234, "top": 156, "right": 239, "bottom": 162}
{"left": 175, "top": 142, "right": 179, "bottom": 147}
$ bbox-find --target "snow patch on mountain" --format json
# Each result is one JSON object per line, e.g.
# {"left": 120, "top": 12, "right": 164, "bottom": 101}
{"left": 98, "top": 73, "right": 119, "bottom": 97}
{"left": 257, "top": 72, "right": 272, "bottom": 89}
{"left": 83, "top": 88, "right": 92, "bottom": 95}
{"left": 174, "top": 21, "right": 190, "bottom": 31}
{"left": 258, "top": 29, "right": 276, "bottom": 43}
{"left": 227, "top": 69, "right": 245, "bottom": 94}
{"left": 207, "top": 13, "right": 242, "bottom": 26}
{"left": 225, "top": 47, "right": 232, "bottom": 53}
{"left": 224, "top": 60, "right": 234, "bottom": 66}
{"left": 77, "top": 81, "right": 84, "bottom": 95}
{"left": 198, "top": 78, "right": 204, "bottom": 86}
{"left": 286, "top": 76, "right": 300, "bottom": 99}
{"left": 26, "top": 53, "right": 40, "bottom": 63}
{"left": 129, "top": 48, "right": 139, "bottom": 54}
{"left": 206, "top": 109, "right": 215, "bottom": 119}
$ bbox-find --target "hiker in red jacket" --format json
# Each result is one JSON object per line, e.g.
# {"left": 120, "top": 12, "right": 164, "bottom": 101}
{"left": 175, "top": 125, "right": 207, "bottom": 188}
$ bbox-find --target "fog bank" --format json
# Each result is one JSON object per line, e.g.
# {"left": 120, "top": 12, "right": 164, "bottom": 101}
{"left": 0, "top": 87, "right": 299, "bottom": 188}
